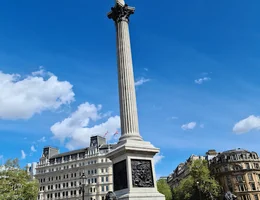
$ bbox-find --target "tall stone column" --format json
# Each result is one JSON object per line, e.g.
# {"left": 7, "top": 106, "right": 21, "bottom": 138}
{"left": 108, "top": 4, "right": 142, "bottom": 142}
{"left": 107, "top": 2, "right": 165, "bottom": 200}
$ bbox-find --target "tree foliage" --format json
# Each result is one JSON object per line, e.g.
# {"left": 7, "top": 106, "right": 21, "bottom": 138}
{"left": 157, "top": 179, "right": 172, "bottom": 200}
{"left": 173, "top": 159, "right": 221, "bottom": 200}
{"left": 0, "top": 158, "right": 39, "bottom": 200}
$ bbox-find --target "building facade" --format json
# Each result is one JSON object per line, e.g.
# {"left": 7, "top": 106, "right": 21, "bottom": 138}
{"left": 35, "top": 136, "right": 114, "bottom": 200}
{"left": 167, "top": 154, "right": 205, "bottom": 190}
{"left": 26, "top": 162, "right": 37, "bottom": 179}
{"left": 209, "top": 148, "right": 260, "bottom": 200}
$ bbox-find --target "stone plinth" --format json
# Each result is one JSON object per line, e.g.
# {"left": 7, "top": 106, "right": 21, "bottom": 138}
{"left": 106, "top": 140, "right": 165, "bottom": 200}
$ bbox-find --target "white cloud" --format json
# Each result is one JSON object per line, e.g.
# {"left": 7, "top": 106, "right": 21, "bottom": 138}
{"left": 181, "top": 122, "right": 197, "bottom": 130}
{"left": 21, "top": 150, "right": 26, "bottom": 159}
{"left": 135, "top": 77, "right": 150, "bottom": 87}
{"left": 153, "top": 153, "right": 164, "bottom": 165}
{"left": 0, "top": 68, "right": 74, "bottom": 120}
{"left": 38, "top": 137, "right": 46, "bottom": 143}
{"left": 30, "top": 145, "right": 36, "bottom": 152}
{"left": 51, "top": 102, "right": 121, "bottom": 150}
{"left": 233, "top": 115, "right": 260, "bottom": 134}
{"left": 194, "top": 77, "right": 211, "bottom": 84}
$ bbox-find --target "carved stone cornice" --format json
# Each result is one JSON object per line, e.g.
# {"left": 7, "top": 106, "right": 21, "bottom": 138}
{"left": 108, "top": 4, "right": 135, "bottom": 22}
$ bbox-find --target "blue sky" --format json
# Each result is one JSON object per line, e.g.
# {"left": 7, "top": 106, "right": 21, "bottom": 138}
{"left": 0, "top": 0, "right": 260, "bottom": 178}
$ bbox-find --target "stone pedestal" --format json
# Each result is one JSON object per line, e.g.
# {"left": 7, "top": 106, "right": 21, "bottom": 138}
{"left": 107, "top": 2, "right": 165, "bottom": 200}
{"left": 106, "top": 140, "right": 165, "bottom": 200}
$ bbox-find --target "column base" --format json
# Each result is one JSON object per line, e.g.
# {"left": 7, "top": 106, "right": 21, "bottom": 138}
{"left": 106, "top": 140, "right": 165, "bottom": 200}
{"left": 116, "top": 189, "right": 165, "bottom": 200}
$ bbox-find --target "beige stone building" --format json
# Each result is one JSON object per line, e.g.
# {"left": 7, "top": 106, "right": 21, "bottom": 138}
{"left": 35, "top": 136, "right": 114, "bottom": 200}
{"left": 209, "top": 148, "right": 260, "bottom": 200}
{"left": 167, "top": 154, "right": 205, "bottom": 189}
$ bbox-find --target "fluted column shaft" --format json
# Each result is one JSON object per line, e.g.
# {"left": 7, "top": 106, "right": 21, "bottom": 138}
{"left": 108, "top": 4, "right": 142, "bottom": 141}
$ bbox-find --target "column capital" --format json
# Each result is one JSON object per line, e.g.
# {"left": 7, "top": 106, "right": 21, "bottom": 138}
{"left": 108, "top": 4, "right": 135, "bottom": 22}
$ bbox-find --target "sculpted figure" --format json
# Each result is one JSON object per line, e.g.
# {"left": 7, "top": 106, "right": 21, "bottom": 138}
{"left": 105, "top": 191, "right": 118, "bottom": 200}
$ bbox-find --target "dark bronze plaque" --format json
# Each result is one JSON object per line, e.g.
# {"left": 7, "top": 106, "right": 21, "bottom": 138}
{"left": 131, "top": 159, "right": 154, "bottom": 187}
{"left": 113, "top": 160, "right": 128, "bottom": 191}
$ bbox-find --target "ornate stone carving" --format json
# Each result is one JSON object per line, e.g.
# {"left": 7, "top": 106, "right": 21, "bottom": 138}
{"left": 131, "top": 159, "right": 154, "bottom": 187}
{"left": 108, "top": 4, "right": 135, "bottom": 22}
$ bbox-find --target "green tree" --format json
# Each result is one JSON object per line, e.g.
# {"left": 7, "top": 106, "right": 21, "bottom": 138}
{"left": 173, "top": 159, "right": 221, "bottom": 200}
{"left": 157, "top": 179, "right": 172, "bottom": 200}
{"left": 0, "top": 158, "right": 39, "bottom": 200}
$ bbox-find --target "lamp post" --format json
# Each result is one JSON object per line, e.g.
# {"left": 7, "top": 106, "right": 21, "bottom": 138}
{"left": 196, "top": 181, "right": 202, "bottom": 200}
{"left": 80, "top": 172, "right": 87, "bottom": 200}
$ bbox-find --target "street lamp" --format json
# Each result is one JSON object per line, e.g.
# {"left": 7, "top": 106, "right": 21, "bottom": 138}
{"left": 80, "top": 172, "right": 87, "bottom": 200}
{"left": 196, "top": 181, "right": 202, "bottom": 200}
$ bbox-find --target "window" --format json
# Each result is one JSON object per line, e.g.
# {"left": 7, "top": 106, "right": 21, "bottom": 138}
{"left": 102, "top": 177, "right": 104, "bottom": 182}
{"left": 106, "top": 177, "right": 108, "bottom": 182}
{"left": 251, "top": 183, "right": 256, "bottom": 191}
{"left": 95, "top": 169, "right": 97, "bottom": 174}
{"left": 254, "top": 163, "right": 259, "bottom": 169}
{"left": 71, "top": 191, "right": 73, "bottom": 195}
{"left": 248, "top": 174, "right": 253, "bottom": 181}
{"left": 106, "top": 186, "right": 109, "bottom": 191}
{"left": 236, "top": 175, "right": 243, "bottom": 182}
{"left": 102, "top": 186, "right": 105, "bottom": 192}
{"left": 88, "top": 179, "right": 91, "bottom": 184}
{"left": 94, "top": 178, "right": 97, "bottom": 183}
{"left": 101, "top": 168, "right": 104, "bottom": 173}
{"left": 224, "top": 165, "right": 228, "bottom": 172}
{"left": 254, "top": 195, "right": 259, "bottom": 200}
{"left": 238, "top": 184, "right": 246, "bottom": 192}
{"left": 246, "top": 163, "right": 250, "bottom": 169}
